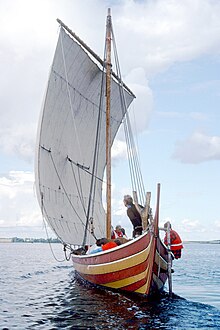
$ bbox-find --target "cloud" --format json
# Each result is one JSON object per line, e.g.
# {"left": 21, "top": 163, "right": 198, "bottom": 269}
{"left": 1, "top": 0, "right": 220, "bottom": 165}
{"left": 179, "top": 217, "right": 220, "bottom": 241}
{"left": 116, "top": 0, "right": 220, "bottom": 75}
{"left": 112, "top": 140, "right": 127, "bottom": 163}
{"left": 190, "top": 79, "right": 220, "bottom": 93}
{"left": 0, "top": 171, "right": 41, "bottom": 229}
{"left": 1, "top": 0, "right": 220, "bottom": 240}
{"left": 103, "top": 181, "right": 133, "bottom": 236}
{"left": 181, "top": 218, "right": 200, "bottom": 232}
{"left": 0, "top": 0, "right": 59, "bottom": 165}
{"left": 125, "top": 67, "right": 154, "bottom": 131}
{"left": 156, "top": 110, "right": 207, "bottom": 121}
{"left": 172, "top": 131, "right": 220, "bottom": 164}
{"left": 0, "top": 124, "right": 36, "bottom": 163}
{"left": 214, "top": 220, "right": 220, "bottom": 229}
{"left": 110, "top": 68, "right": 153, "bottom": 163}
{"left": 17, "top": 210, "right": 42, "bottom": 227}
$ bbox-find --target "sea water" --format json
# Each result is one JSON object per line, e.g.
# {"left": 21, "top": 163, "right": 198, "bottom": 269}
{"left": 1, "top": 242, "right": 220, "bottom": 329}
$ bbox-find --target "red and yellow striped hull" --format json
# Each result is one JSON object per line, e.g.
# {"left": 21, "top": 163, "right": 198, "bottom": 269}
{"left": 71, "top": 230, "right": 169, "bottom": 296}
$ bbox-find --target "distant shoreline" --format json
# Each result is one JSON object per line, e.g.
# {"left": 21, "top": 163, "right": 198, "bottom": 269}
{"left": 0, "top": 238, "right": 219, "bottom": 244}
{"left": 0, "top": 237, "right": 61, "bottom": 243}
{"left": 183, "top": 240, "right": 220, "bottom": 244}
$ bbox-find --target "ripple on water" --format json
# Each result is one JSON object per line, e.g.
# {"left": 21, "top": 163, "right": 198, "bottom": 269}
{"left": 1, "top": 243, "right": 220, "bottom": 329}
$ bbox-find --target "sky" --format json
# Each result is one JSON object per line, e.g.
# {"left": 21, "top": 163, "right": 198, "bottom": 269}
{"left": 0, "top": 0, "right": 220, "bottom": 241}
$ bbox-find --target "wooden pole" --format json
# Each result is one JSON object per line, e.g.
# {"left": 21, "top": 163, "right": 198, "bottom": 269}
{"left": 133, "top": 191, "right": 151, "bottom": 230}
{"left": 106, "top": 8, "right": 112, "bottom": 239}
{"left": 166, "top": 221, "right": 173, "bottom": 297}
{"left": 143, "top": 192, "right": 151, "bottom": 230}
{"left": 56, "top": 19, "right": 135, "bottom": 98}
{"left": 153, "top": 183, "right": 160, "bottom": 237}
{"left": 132, "top": 190, "right": 141, "bottom": 213}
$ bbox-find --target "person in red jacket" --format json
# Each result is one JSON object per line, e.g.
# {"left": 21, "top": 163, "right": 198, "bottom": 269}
{"left": 164, "top": 222, "right": 183, "bottom": 259}
{"left": 102, "top": 239, "right": 121, "bottom": 251}
{"left": 87, "top": 238, "right": 121, "bottom": 254}
{"left": 111, "top": 225, "right": 127, "bottom": 239}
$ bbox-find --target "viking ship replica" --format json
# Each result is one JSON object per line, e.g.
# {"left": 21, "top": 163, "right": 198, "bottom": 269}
{"left": 35, "top": 9, "right": 173, "bottom": 297}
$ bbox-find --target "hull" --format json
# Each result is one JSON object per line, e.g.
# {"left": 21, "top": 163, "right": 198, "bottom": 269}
{"left": 71, "top": 230, "right": 169, "bottom": 296}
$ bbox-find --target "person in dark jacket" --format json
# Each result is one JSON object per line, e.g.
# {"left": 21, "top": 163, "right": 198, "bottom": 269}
{"left": 123, "top": 195, "right": 143, "bottom": 238}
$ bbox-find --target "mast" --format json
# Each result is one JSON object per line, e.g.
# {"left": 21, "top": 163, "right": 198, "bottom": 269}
{"left": 56, "top": 19, "right": 135, "bottom": 98}
{"left": 106, "top": 8, "right": 112, "bottom": 239}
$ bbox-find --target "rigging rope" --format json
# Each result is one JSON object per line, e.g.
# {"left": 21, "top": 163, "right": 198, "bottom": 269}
{"left": 41, "top": 21, "right": 146, "bottom": 249}
{"left": 41, "top": 193, "right": 66, "bottom": 263}
{"left": 60, "top": 24, "right": 107, "bottom": 245}
{"left": 69, "top": 161, "right": 87, "bottom": 217}
{"left": 49, "top": 151, "right": 98, "bottom": 244}
{"left": 82, "top": 38, "right": 107, "bottom": 247}
{"left": 111, "top": 26, "right": 145, "bottom": 206}
{"left": 49, "top": 151, "right": 86, "bottom": 227}
{"left": 67, "top": 156, "right": 104, "bottom": 183}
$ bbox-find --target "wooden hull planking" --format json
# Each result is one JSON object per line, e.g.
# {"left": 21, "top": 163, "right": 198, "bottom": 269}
{"left": 71, "top": 231, "right": 169, "bottom": 296}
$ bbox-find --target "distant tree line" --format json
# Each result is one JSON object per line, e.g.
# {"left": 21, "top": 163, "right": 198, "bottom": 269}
{"left": 12, "top": 237, "right": 61, "bottom": 243}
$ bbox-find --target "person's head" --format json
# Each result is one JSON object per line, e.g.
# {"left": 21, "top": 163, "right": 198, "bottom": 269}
{"left": 115, "top": 225, "right": 122, "bottom": 233}
{"left": 114, "top": 239, "right": 121, "bottom": 246}
{"left": 164, "top": 221, "right": 172, "bottom": 230}
{"left": 96, "top": 238, "right": 109, "bottom": 246}
{"left": 123, "top": 195, "right": 133, "bottom": 206}
{"left": 121, "top": 227, "right": 125, "bottom": 235}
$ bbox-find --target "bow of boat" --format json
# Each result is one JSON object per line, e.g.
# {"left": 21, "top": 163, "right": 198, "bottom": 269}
{"left": 71, "top": 230, "right": 169, "bottom": 296}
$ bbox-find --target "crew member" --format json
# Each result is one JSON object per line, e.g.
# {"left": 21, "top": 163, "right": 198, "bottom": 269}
{"left": 123, "top": 195, "right": 143, "bottom": 238}
{"left": 164, "top": 222, "right": 183, "bottom": 259}
{"left": 102, "top": 239, "right": 121, "bottom": 251}
{"left": 111, "top": 225, "right": 127, "bottom": 239}
{"left": 87, "top": 238, "right": 121, "bottom": 254}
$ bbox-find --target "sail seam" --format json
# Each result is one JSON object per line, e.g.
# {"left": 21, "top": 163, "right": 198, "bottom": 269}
{"left": 60, "top": 29, "right": 83, "bottom": 162}
{"left": 49, "top": 151, "right": 86, "bottom": 228}
{"left": 52, "top": 69, "right": 121, "bottom": 124}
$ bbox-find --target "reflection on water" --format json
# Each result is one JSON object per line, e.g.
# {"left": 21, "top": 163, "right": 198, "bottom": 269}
{"left": 172, "top": 242, "right": 220, "bottom": 310}
{"left": 48, "top": 274, "right": 220, "bottom": 329}
{"left": 46, "top": 273, "right": 220, "bottom": 329}
{"left": 1, "top": 243, "right": 220, "bottom": 329}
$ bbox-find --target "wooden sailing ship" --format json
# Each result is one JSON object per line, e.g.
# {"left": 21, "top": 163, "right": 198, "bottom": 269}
{"left": 35, "top": 9, "right": 172, "bottom": 297}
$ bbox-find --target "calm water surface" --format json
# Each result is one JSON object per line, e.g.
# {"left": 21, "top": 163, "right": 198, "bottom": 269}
{"left": 1, "top": 242, "right": 220, "bottom": 329}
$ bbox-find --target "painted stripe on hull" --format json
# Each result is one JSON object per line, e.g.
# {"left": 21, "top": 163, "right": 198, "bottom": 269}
{"left": 78, "top": 257, "right": 151, "bottom": 285}
{"left": 72, "top": 232, "right": 169, "bottom": 296}
{"left": 103, "top": 265, "right": 151, "bottom": 289}
{"left": 134, "top": 278, "right": 150, "bottom": 294}
{"left": 132, "top": 255, "right": 168, "bottom": 295}
{"left": 124, "top": 277, "right": 149, "bottom": 293}
{"left": 72, "top": 231, "right": 151, "bottom": 265}
{"left": 72, "top": 239, "right": 152, "bottom": 275}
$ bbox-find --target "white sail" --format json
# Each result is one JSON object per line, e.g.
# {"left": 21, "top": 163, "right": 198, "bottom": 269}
{"left": 35, "top": 27, "right": 134, "bottom": 245}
